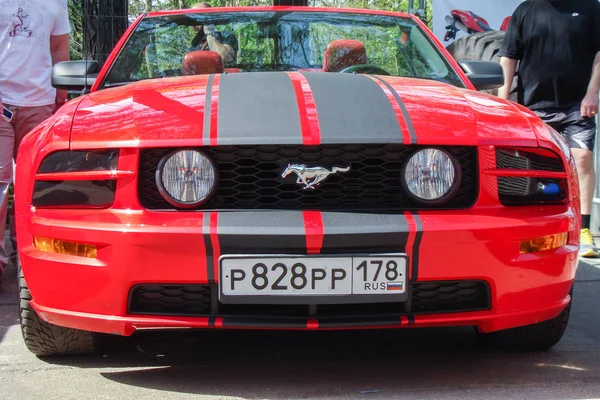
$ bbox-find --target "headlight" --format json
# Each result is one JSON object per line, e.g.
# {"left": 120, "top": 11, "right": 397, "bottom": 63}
{"left": 403, "top": 148, "right": 459, "bottom": 203}
{"left": 37, "top": 150, "right": 119, "bottom": 173}
{"left": 33, "top": 150, "right": 119, "bottom": 208}
{"left": 156, "top": 150, "right": 217, "bottom": 208}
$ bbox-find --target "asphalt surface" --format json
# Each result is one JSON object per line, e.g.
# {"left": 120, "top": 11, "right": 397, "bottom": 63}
{"left": 1, "top": 254, "right": 600, "bottom": 399}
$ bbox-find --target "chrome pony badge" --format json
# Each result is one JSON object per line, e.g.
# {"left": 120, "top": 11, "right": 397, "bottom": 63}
{"left": 281, "top": 164, "right": 350, "bottom": 190}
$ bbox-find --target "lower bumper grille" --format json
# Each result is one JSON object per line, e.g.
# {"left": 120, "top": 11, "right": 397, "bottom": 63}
{"left": 128, "top": 281, "right": 490, "bottom": 318}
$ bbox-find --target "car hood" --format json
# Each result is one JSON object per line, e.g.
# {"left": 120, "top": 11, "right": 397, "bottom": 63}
{"left": 70, "top": 72, "right": 539, "bottom": 149}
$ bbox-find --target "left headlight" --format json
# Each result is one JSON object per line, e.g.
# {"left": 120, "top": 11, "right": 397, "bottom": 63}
{"left": 156, "top": 149, "right": 217, "bottom": 208}
{"left": 33, "top": 150, "right": 119, "bottom": 208}
{"left": 403, "top": 148, "right": 459, "bottom": 203}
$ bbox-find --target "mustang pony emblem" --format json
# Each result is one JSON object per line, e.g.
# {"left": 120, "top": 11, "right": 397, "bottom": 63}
{"left": 281, "top": 164, "right": 350, "bottom": 190}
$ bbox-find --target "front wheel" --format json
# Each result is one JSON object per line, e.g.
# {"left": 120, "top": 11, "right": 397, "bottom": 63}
{"left": 479, "top": 294, "right": 571, "bottom": 351}
{"left": 19, "top": 264, "right": 96, "bottom": 356}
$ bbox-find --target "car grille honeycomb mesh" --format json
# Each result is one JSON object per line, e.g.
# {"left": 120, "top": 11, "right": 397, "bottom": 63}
{"left": 127, "top": 281, "right": 490, "bottom": 317}
{"left": 128, "top": 284, "right": 211, "bottom": 315}
{"left": 411, "top": 281, "right": 489, "bottom": 313}
{"left": 138, "top": 145, "right": 478, "bottom": 211}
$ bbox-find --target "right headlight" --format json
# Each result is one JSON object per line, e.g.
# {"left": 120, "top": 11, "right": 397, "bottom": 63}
{"left": 403, "top": 148, "right": 459, "bottom": 203}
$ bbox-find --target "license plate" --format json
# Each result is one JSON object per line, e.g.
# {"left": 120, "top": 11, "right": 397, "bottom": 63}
{"left": 219, "top": 255, "right": 407, "bottom": 304}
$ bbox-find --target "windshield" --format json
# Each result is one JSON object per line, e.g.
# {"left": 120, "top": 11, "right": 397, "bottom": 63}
{"left": 103, "top": 11, "right": 464, "bottom": 87}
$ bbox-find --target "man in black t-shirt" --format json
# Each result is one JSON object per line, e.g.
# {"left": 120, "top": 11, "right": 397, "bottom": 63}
{"left": 498, "top": 0, "right": 600, "bottom": 257}
{"left": 189, "top": 3, "right": 238, "bottom": 64}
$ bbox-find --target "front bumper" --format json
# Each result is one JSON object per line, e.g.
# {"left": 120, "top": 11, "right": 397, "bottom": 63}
{"left": 19, "top": 206, "right": 578, "bottom": 336}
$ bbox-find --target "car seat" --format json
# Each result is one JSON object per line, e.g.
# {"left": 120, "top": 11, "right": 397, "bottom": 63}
{"left": 182, "top": 51, "right": 224, "bottom": 76}
{"left": 323, "top": 40, "right": 368, "bottom": 72}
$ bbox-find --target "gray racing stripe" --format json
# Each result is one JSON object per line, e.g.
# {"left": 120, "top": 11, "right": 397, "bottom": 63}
{"left": 301, "top": 72, "right": 403, "bottom": 144}
{"left": 203, "top": 74, "right": 215, "bottom": 146}
{"left": 371, "top": 75, "right": 417, "bottom": 144}
{"left": 217, "top": 72, "right": 303, "bottom": 145}
{"left": 217, "top": 211, "right": 308, "bottom": 255}
{"left": 321, "top": 213, "right": 409, "bottom": 254}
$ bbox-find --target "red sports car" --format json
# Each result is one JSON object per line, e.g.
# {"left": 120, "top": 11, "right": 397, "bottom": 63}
{"left": 16, "top": 7, "right": 579, "bottom": 356}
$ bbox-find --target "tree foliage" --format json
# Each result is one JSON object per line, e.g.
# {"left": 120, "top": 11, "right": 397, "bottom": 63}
{"left": 128, "top": 0, "right": 431, "bottom": 22}
{"left": 67, "top": 0, "right": 432, "bottom": 61}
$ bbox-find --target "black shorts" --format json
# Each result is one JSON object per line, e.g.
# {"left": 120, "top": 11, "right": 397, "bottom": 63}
{"left": 534, "top": 104, "right": 597, "bottom": 151}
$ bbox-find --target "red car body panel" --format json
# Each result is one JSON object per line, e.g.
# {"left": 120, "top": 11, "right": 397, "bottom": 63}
{"left": 16, "top": 7, "right": 579, "bottom": 337}
{"left": 71, "top": 75, "right": 537, "bottom": 149}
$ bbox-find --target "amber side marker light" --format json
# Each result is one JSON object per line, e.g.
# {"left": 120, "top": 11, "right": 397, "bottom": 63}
{"left": 520, "top": 233, "right": 568, "bottom": 254}
{"left": 33, "top": 236, "right": 98, "bottom": 258}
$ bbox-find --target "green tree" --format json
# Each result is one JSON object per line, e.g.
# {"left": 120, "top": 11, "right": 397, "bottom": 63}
{"left": 68, "top": 0, "right": 83, "bottom": 60}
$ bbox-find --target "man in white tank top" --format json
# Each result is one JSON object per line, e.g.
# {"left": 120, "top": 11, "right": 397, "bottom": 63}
{"left": 0, "top": 0, "right": 71, "bottom": 284}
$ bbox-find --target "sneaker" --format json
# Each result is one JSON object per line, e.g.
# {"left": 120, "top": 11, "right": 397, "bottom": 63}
{"left": 580, "top": 228, "right": 599, "bottom": 258}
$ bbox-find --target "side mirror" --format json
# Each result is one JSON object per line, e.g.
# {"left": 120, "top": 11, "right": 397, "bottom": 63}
{"left": 52, "top": 61, "right": 100, "bottom": 91}
{"left": 458, "top": 60, "right": 504, "bottom": 91}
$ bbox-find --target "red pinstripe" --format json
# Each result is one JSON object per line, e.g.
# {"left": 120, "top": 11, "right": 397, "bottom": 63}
{"left": 404, "top": 211, "right": 417, "bottom": 281}
{"left": 209, "top": 74, "right": 221, "bottom": 146}
{"left": 366, "top": 75, "right": 410, "bottom": 144}
{"left": 210, "top": 212, "right": 221, "bottom": 282}
{"left": 303, "top": 211, "right": 324, "bottom": 255}
{"left": 286, "top": 72, "right": 321, "bottom": 145}
{"left": 215, "top": 318, "right": 223, "bottom": 328}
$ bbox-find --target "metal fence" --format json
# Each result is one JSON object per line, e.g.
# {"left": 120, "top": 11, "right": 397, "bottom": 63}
{"left": 82, "top": 0, "right": 129, "bottom": 66}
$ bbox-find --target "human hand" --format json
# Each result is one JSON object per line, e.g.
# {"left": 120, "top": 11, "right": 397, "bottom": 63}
{"left": 581, "top": 91, "right": 599, "bottom": 118}
{"left": 497, "top": 85, "right": 511, "bottom": 100}
{"left": 54, "top": 89, "right": 68, "bottom": 114}
{"left": 203, "top": 24, "right": 216, "bottom": 36}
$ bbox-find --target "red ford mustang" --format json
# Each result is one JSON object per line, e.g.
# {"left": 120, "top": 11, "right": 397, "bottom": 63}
{"left": 15, "top": 7, "right": 579, "bottom": 356}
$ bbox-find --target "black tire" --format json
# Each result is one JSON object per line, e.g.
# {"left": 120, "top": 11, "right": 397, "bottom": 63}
{"left": 19, "top": 265, "right": 96, "bottom": 356}
{"left": 480, "top": 298, "right": 571, "bottom": 351}
{"left": 446, "top": 30, "right": 517, "bottom": 100}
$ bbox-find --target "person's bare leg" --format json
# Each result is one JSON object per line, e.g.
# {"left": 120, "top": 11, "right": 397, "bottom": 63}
{"left": 573, "top": 148, "right": 595, "bottom": 215}
{"left": 0, "top": 106, "right": 16, "bottom": 282}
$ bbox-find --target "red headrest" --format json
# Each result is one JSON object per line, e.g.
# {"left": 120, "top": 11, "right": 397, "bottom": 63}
{"left": 182, "top": 51, "right": 224, "bottom": 76}
{"left": 323, "top": 40, "right": 368, "bottom": 72}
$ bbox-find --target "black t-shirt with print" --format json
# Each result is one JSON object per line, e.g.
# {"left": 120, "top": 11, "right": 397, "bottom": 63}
{"left": 499, "top": 0, "right": 600, "bottom": 109}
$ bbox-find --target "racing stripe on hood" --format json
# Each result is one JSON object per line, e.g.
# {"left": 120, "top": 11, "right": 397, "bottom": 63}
{"left": 217, "top": 72, "right": 303, "bottom": 145}
{"left": 300, "top": 72, "right": 404, "bottom": 144}
{"left": 209, "top": 75, "right": 221, "bottom": 146}
{"left": 203, "top": 74, "right": 216, "bottom": 146}
{"left": 286, "top": 72, "right": 321, "bottom": 145}
{"left": 370, "top": 76, "right": 417, "bottom": 144}
{"left": 367, "top": 76, "right": 414, "bottom": 144}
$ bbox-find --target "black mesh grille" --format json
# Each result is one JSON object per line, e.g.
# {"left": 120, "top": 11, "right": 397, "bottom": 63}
{"left": 127, "top": 281, "right": 490, "bottom": 317}
{"left": 129, "top": 285, "right": 211, "bottom": 315}
{"left": 496, "top": 149, "right": 563, "bottom": 172}
{"left": 139, "top": 145, "right": 478, "bottom": 211}
{"left": 498, "top": 177, "right": 567, "bottom": 205}
{"left": 498, "top": 176, "right": 534, "bottom": 197}
{"left": 411, "top": 281, "right": 489, "bottom": 313}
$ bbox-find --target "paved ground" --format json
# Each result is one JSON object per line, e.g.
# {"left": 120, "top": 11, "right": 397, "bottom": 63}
{"left": 1, "top": 256, "right": 600, "bottom": 399}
